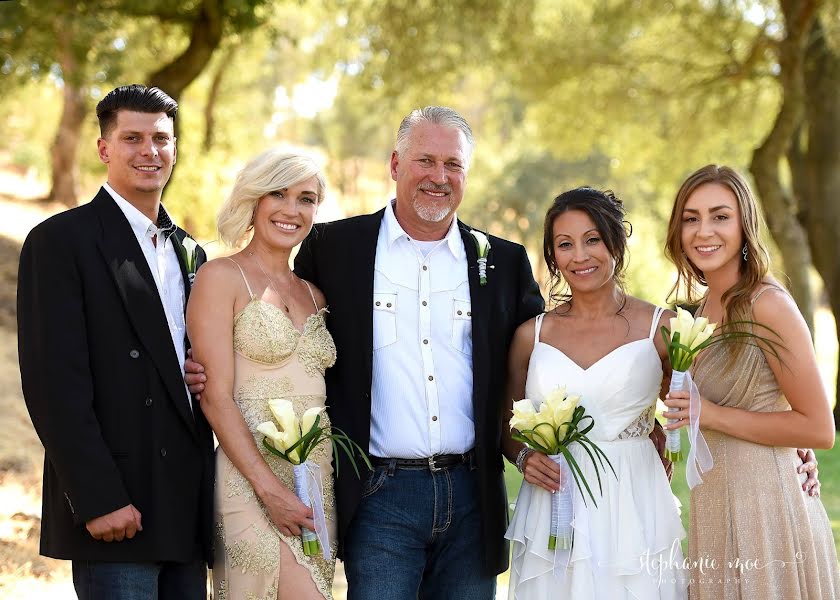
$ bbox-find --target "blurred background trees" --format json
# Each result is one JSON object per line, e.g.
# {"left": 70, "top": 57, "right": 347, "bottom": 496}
{"left": 1, "top": 0, "right": 839, "bottom": 421}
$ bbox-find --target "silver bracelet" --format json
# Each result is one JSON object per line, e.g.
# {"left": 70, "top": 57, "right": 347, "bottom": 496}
{"left": 515, "top": 447, "right": 533, "bottom": 474}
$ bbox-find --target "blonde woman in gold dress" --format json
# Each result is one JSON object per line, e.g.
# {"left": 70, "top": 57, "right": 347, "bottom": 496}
{"left": 662, "top": 164, "right": 838, "bottom": 600}
{"left": 187, "top": 149, "right": 337, "bottom": 599}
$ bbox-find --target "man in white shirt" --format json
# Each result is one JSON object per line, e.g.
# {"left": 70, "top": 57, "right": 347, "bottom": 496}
{"left": 18, "top": 85, "right": 213, "bottom": 599}
{"left": 293, "top": 107, "right": 545, "bottom": 599}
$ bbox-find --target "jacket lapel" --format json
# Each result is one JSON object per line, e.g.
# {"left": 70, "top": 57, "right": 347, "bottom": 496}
{"left": 92, "top": 190, "right": 197, "bottom": 438}
{"left": 459, "top": 222, "right": 492, "bottom": 433}
{"left": 354, "top": 210, "right": 383, "bottom": 398}
{"left": 170, "top": 230, "right": 197, "bottom": 306}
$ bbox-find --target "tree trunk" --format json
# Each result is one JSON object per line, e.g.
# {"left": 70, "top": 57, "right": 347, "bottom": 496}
{"left": 203, "top": 44, "right": 237, "bottom": 152}
{"left": 749, "top": 0, "right": 819, "bottom": 334}
{"left": 801, "top": 16, "right": 840, "bottom": 424}
{"left": 147, "top": 0, "right": 223, "bottom": 199}
{"left": 147, "top": 0, "right": 224, "bottom": 105}
{"left": 47, "top": 30, "right": 87, "bottom": 208}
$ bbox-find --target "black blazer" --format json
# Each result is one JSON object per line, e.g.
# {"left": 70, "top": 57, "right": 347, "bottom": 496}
{"left": 295, "top": 208, "right": 544, "bottom": 575}
{"left": 17, "top": 188, "right": 214, "bottom": 564}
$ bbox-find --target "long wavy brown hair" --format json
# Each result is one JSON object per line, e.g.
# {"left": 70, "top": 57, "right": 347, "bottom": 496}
{"left": 665, "top": 165, "right": 775, "bottom": 361}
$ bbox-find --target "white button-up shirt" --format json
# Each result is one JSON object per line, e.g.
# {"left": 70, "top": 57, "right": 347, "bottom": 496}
{"left": 369, "top": 200, "right": 474, "bottom": 458}
{"left": 104, "top": 183, "right": 191, "bottom": 409}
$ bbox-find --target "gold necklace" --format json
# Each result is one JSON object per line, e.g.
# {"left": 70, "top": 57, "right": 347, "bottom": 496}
{"left": 250, "top": 251, "right": 293, "bottom": 313}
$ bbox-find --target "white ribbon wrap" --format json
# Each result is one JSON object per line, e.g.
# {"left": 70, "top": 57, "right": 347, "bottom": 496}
{"left": 477, "top": 256, "right": 488, "bottom": 284}
{"left": 665, "top": 371, "right": 685, "bottom": 460}
{"left": 292, "top": 461, "right": 331, "bottom": 560}
{"left": 548, "top": 453, "right": 574, "bottom": 578}
{"left": 667, "top": 369, "right": 714, "bottom": 489}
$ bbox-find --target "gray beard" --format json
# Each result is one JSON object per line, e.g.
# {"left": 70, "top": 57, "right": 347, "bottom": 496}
{"left": 413, "top": 197, "right": 452, "bottom": 223}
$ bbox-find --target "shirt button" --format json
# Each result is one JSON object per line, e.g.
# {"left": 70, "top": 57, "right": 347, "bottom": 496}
{"left": 428, "top": 375, "right": 434, "bottom": 381}
{"left": 145, "top": 398, "right": 153, "bottom": 407}
{"left": 423, "top": 339, "right": 429, "bottom": 345}
{"left": 467, "top": 311, "right": 471, "bottom": 316}
{"left": 129, "top": 349, "right": 140, "bottom": 359}
{"left": 457, "top": 310, "right": 463, "bottom": 315}
{"left": 160, "top": 448, "right": 167, "bottom": 457}
{"left": 386, "top": 303, "right": 392, "bottom": 308}
{"left": 422, "top": 300, "right": 427, "bottom": 306}
{"left": 375, "top": 301, "right": 381, "bottom": 306}
{"left": 422, "top": 266, "right": 428, "bottom": 271}
{"left": 432, "top": 415, "right": 438, "bottom": 422}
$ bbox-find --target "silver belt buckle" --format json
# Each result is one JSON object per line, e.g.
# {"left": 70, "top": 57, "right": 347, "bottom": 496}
{"left": 428, "top": 455, "right": 441, "bottom": 472}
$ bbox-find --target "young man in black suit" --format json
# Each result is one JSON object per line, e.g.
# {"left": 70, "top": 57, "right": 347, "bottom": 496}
{"left": 17, "top": 85, "right": 213, "bottom": 599}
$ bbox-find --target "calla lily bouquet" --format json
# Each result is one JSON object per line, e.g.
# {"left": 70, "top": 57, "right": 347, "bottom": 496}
{"left": 661, "top": 306, "right": 782, "bottom": 471}
{"left": 257, "top": 399, "right": 370, "bottom": 556}
{"left": 510, "top": 386, "right": 615, "bottom": 550}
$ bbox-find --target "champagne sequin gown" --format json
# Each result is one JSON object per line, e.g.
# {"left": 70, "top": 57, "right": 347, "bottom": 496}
{"left": 213, "top": 263, "right": 338, "bottom": 600}
{"left": 688, "top": 290, "right": 839, "bottom": 599}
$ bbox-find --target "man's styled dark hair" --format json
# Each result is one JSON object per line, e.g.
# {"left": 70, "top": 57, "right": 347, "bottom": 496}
{"left": 96, "top": 84, "right": 178, "bottom": 137}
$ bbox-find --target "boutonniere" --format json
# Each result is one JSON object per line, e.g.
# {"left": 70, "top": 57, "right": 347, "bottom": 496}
{"left": 178, "top": 236, "right": 199, "bottom": 285}
{"left": 469, "top": 229, "right": 491, "bottom": 285}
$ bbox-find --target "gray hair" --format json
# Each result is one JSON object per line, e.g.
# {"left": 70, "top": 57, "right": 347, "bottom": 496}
{"left": 394, "top": 106, "right": 475, "bottom": 166}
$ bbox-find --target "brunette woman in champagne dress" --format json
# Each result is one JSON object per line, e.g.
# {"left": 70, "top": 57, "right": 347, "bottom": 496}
{"left": 187, "top": 150, "right": 337, "bottom": 600}
{"left": 663, "top": 165, "right": 838, "bottom": 600}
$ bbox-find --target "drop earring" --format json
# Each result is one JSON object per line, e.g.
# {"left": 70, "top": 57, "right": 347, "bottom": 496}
{"left": 742, "top": 243, "right": 748, "bottom": 261}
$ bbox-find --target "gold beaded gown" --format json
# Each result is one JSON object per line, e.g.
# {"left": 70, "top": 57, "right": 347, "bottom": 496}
{"left": 212, "top": 264, "right": 337, "bottom": 600}
{"left": 688, "top": 290, "right": 839, "bottom": 600}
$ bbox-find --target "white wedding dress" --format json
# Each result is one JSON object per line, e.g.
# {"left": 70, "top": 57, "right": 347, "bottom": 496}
{"left": 506, "top": 308, "right": 688, "bottom": 599}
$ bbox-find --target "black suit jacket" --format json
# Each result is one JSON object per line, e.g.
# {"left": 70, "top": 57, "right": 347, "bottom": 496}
{"left": 17, "top": 187, "right": 214, "bottom": 563}
{"left": 294, "top": 208, "right": 544, "bottom": 575}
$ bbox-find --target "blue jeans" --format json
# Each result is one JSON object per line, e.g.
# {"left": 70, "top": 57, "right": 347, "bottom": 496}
{"left": 72, "top": 558, "right": 206, "bottom": 600}
{"left": 344, "top": 460, "right": 495, "bottom": 600}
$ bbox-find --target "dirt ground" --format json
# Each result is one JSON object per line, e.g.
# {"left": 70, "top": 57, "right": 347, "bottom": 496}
{"left": 0, "top": 176, "right": 76, "bottom": 596}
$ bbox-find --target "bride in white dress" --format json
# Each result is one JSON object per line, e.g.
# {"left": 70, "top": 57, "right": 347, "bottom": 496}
{"left": 502, "top": 187, "right": 688, "bottom": 599}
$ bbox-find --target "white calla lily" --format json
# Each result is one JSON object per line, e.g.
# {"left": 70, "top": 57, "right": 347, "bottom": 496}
{"left": 470, "top": 230, "right": 490, "bottom": 254}
{"left": 268, "top": 399, "right": 299, "bottom": 434}
{"left": 511, "top": 398, "right": 538, "bottom": 432}
{"left": 182, "top": 236, "right": 198, "bottom": 255}
{"left": 690, "top": 322, "right": 716, "bottom": 350}
{"left": 280, "top": 430, "right": 301, "bottom": 463}
{"left": 256, "top": 421, "right": 285, "bottom": 449}
{"left": 675, "top": 307, "right": 697, "bottom": 345}
{"left": 301, "top": 406, "right": 324, "bottom": 435}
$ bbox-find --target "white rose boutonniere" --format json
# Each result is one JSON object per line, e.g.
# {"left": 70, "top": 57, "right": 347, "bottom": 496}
{"left": 469, "top": 229, "right": 491, "bottom": 285}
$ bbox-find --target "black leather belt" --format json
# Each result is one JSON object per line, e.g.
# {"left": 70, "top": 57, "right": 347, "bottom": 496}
{"left": 370, "top": 450, "right": 475, "bottom": 472}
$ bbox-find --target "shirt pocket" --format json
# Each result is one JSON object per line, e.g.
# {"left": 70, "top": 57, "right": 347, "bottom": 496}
{"left": 451, "top": 298, "right": 473, "bottom": 356}
{"left": 373, "top": 292, "right": 398, "bottom": 350}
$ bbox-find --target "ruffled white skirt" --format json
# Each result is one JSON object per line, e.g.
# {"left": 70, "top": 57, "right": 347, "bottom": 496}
{"left": 505, "top": 437, "right": 688, "bottom": 600}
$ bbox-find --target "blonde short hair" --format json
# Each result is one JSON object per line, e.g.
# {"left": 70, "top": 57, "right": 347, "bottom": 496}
{"left": 217, "top": 149, "right": 326, "bottom": 246}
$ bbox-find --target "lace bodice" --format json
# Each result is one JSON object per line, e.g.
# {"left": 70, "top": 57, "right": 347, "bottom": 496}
{"left": 233, "top": 300, "right": 336, "bottom": 376}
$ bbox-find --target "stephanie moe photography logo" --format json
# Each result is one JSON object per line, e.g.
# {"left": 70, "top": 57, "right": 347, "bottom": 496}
{"left": 639, "top": 540, "right": 807, "bottom": 587}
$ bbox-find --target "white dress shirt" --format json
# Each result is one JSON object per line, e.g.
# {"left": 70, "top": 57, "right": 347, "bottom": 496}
{"left": 369, "top": 200, "right": 474, "bottom": 458}
{"left": 104, "top": 183, "right": 191, "bottom": 409}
